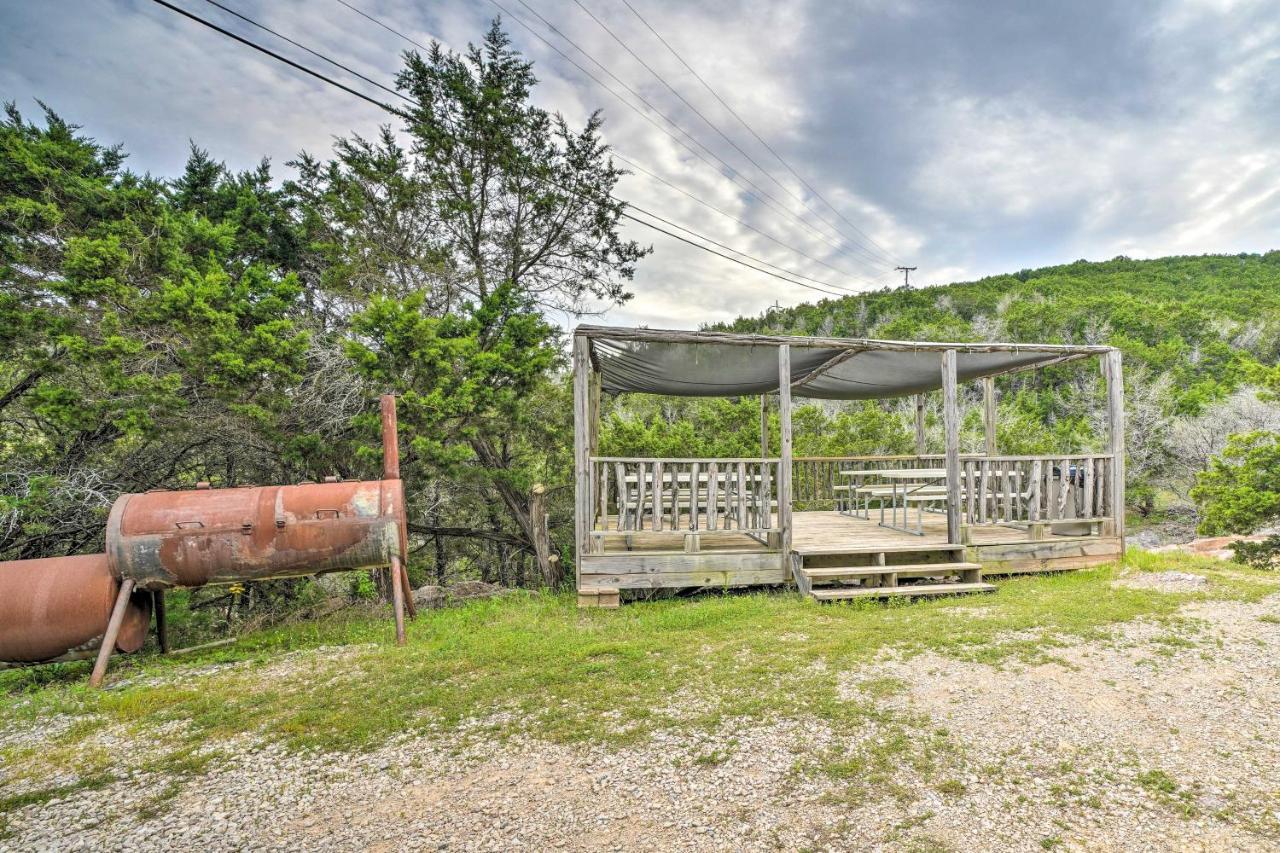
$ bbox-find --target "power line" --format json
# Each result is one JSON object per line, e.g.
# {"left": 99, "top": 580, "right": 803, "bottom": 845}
{"left": 609, "top": 151, "right": 867, "bottom": 281}
{"left": 487, "top": 0, "right": 895, "bottom": 276}
{"left": 145, "top": 0, "right": 868, "bottom": 297}
{"left": 623, "top": 202, "right": 855, "bottom": 292}
{"left": 198, "top": 0, "right": 412, "bottom": 105}
{"left": 326, "top": 0, "right": 885, "bottom": 286}
{"left": 328, "top": 0, "right": 893, "bottom": 279}
{"left": 623, "top": 211, "right": 845, "bottom": 297}
{"left": 146, "top": 0, "right": 398, "bottom": 114}
{"left": 570, "top": 0, "right": 897, "bottom": 269}
{"left": 617, "top": 0, "right": 903, "bottom": 266}
{"left": 332, "top": 0, "right": 431, "bottom": 51}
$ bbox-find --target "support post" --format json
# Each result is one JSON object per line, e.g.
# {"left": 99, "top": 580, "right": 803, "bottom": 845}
{"left": 760, "top": 394, "right": 769, "bottom": 457}
{"left": 390, "top": 555, "right": 406, "bottom": 645}
{"left": 777, "top": 346, "right": 793, "bottom": 576}
{"left": 982, "top": 376, "right": 997, "bottom": 456}
{"left": 1104, "top": 349, "right": 1126, "bottom": 551}
{"left": 914, "top": 393, "right": 926, "bottom": 456}
{"left": 941, "top": 350, "right": 962, "bottom": 544}
{"left": 530, "top": 483, "right": 562, "bottom": 587}
{"left": 573, "top": 335, "right": 592, "bottom": 565}
{"left": 89, "top": 578, "right": 136, "bottom": 688}
{"left": 154, "top": 590, "right": 169, "bottom": 654}
{"left": 380, "top": 394, "right": 399, "bottom": 480}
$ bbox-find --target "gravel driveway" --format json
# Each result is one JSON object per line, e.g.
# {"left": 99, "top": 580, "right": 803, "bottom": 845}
{"left": 3, "top": 591, "right": 1279, "bottom": 852}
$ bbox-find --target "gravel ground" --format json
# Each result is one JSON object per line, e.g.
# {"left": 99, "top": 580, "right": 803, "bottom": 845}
{"left": 4, "top": 593, "right": 1280, "bottom": 852}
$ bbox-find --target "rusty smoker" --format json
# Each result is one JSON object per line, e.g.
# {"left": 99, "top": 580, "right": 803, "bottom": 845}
{"left": 0, "top": 395, "right": 415, "bottom": 686}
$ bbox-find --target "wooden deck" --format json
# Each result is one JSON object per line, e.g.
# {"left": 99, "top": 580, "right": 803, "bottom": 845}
{"left": 578, "top": 510, "right": 1122, "bottom": 595}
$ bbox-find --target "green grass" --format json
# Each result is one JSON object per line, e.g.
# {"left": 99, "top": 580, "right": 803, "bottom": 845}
{"left": 0, "top": 551, "right": 1276, "bottom": 813}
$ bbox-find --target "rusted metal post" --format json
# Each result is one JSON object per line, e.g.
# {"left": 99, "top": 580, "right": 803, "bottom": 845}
{"left": 379, "top": 393, "right": 416, "bottom": 619}
{"left": 390, "top": 555, "right": 406, "bottom": 645}
{"left": 154, "top": 591, "right": 169, "bottom": 654}
{"left": 381, "top": 394, "right": 400, "bottom": 481}
{"left": 398, "top": 560, "right": 417, "bottom": 620}
{"left": 89, "top": 578, "right": 136, "bottom": 688}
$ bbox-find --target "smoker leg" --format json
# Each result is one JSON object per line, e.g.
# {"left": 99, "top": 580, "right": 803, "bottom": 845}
{"left": 89, "top": 578, "right": 136, "bottom": 688}
{"left": 154, "top": 590, "right": 170, "bottom": 654}
{"left": 398, "top": 559, "right": 417, "bottom": 620}
{"left": 390, "top": 558, "right": 406, "bottom": 646}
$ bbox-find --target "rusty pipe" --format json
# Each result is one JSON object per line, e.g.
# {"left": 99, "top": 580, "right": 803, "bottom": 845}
{"left": 0, "top": 554, "right": 150, "bottom": 668}
{"left": 381, "top": 394, "right": 400, "bottom": 481}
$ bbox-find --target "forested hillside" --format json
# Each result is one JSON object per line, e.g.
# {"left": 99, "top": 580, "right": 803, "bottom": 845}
{"left": 725, "top": 254, "right": 1280, "bottom": 414}
{"left": 603, "top": 254, "right": 1280, "bottom": 524}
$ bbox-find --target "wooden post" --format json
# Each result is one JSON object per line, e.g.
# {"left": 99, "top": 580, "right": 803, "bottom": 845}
{"left": 914, "top": 393, "right": 926, "bottom": 456}
{"left": 1104, "top": 349, "right": 1126, "bottom": 550}
{"left": 573, "top": 335, "right": 592, "bottom": 563}
{"left": 89, "top": 578, "right": 136, "bottom": 688}
{"left": 530, "top": 483, "right": 561, "bottom": 587}
{"left": 982, "top": 376, "right": 997, "bottom": 456}
{"left": 941, "top": 350, "right": 962, "bottom": 544}
{"left": 589, "top": 370, "right": 601, "bottom": 458}
{"left": 760, "top": 394, "right": 769, "bottom": 457}
{"left": 777, "top": 346, "right": 793, "bottom": 575}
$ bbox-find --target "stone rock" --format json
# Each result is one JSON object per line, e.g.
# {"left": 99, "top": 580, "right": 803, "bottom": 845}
{"left": 412, "top": 581, "right": 511, "bottom": 608}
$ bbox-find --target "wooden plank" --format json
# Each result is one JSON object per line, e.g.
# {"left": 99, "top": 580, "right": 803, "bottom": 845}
{"left": 778, "top": 345, "right": 794, "bottom": 575}
{"left": 941, "top": 350, "right": 961, "bottom": 542}
{"left": 983, "top": 376, "right": 997, "bottom": 456}
{"left": 689, "top": 462, "right": 700, "bottom": 530}
{"left": 1082, "top": 456, "right": 1094, "bottom": 519}
{"left": 598, "top": 462, "right": 609, "bottom": 531}
{"left": 760, "top": 394, "right": 769, "bottom": 457}
{"left": 737, "top": 461, "right": 747, "bottom": 529}
{"left": 651, "top": 461, "right": 663, "bottom": 532}
{"left": 573, "top": 325, "right": 1112, "bottom": 354}
{"left": 636, "top": 461, "right": 647, "bottom": 531}
{"left": 579, "top": 568, "right": 784, "bottom": 590}
{"left": 915, "top": 393, "right": 927, "bottom": 455}
{"left": 573, "top": 336, "right": 592, "bottom": 557}
{"left": 706, "top": 462, "right": 718, "bottom": 531}
{"left": 614, "top": 462, "right": 627, "bottom": 530}
{"left": 579, "top": 551, "right": 784, "bottom": 575}
{"left": 1029, "top": 460, "right": 1041, "bottom": 522}
{"left": 1105, "top": 349, "right": 1126, "bottom": 549}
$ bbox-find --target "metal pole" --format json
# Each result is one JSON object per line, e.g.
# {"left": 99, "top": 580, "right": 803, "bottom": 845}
{"left": 390, "top": 555, "right": 406, "bottom": 645}
{"left": 89, "top": 579, "right": 136, "bottom": 688}
{"left": 380, "top": 394, "right": 400, "bottom": 481}
{"left": 154, "top": 590, "right": 169, "bottom": 654}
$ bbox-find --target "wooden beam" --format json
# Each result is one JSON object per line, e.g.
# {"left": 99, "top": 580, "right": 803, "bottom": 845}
{"left": 588, "top": 369, "right": 601, "bottom": 458}
{"left": 941, "top": 350, "right": 962, "bottom": 544}
{"left": 789, "top": 347, "right": 865, "bottom": 389}
{"left": 760, "top": 394, "right": 769, "bottom": 457}
{"left": 573, "top": 324, "right": 1112, "bottom": 355}
{"left": 914, "top": 393, "right": 926, "bottom": 455}
{"left": 1104, "top": 348, "right": 1126, "bottom": 551}
{"left": 777, "top": 345, "right": 794, "bottom": 576}
{"left": 573, "top": 336, "right": 592, "bottom": 562}
{"left": 983, "top": 376, "right": 997, "bottom": 456}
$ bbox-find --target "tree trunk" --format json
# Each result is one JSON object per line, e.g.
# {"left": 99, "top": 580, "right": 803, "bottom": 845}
{"left": 529, "top": 483, "right": 562, "bottom": 587}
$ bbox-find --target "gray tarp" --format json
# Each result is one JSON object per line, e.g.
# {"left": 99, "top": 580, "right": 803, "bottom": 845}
{"left": 587, "top": 334, "right": 1086, "bottom": 400}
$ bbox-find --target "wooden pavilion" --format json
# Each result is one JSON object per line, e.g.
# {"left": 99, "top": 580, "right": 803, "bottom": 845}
{"left": 572, "top": 325, "right": 1125, "bottom": 606}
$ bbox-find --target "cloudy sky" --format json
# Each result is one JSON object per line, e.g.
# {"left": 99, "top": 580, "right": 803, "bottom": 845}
{"left": 3, "top": 0, "right": 1278, "bottom": 327}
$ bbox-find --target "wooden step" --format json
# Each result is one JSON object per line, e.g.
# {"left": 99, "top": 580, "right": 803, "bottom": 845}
{"left": 793, "top": 543, "right": 964, "bottom": 557}
{"left": 810, "top": 582, "right": 996, "bottom": 601}
{"left": 800, "top": 562, "right": 981, "bottom": 581}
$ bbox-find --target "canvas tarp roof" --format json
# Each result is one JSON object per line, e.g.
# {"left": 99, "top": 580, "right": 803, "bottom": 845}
{"left": 579, "top": 327, "right": 1107, "bottom": 400}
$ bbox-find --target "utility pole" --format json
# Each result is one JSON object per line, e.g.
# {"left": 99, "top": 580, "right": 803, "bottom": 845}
{"left": 895, "top": 266, "right": 917, "bottom": 287}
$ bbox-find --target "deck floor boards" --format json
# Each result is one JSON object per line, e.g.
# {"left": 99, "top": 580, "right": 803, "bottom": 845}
{"left": 592, "top": 510, "right": 1085, "bottom": 553}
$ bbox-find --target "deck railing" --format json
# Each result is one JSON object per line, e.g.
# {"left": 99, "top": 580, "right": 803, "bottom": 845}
{"left": 590, "top": 457, "right": 781, "bottom": 543}
{"left": 793, "top": 455, "right": 960, "bottom": 510}
{"left": 959, "top": 454, "right": 1113, "bottom": 526}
